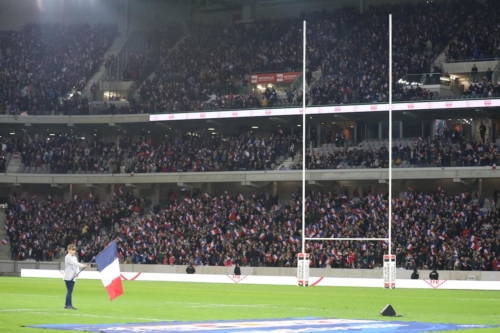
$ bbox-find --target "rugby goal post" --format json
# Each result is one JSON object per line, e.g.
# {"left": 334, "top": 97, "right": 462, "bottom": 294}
{"left": 383, "top": 254, "right": 396, "bottom": 289}
{"left": 297, "top": 253, "right": 310, "bottom": 287}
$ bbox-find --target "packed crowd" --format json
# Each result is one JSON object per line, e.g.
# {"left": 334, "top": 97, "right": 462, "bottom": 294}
{"left": 310, "top": 1, "right": 475, "bottom": 105}
{"left": 5, "top": 187, "right": 499, "bottom": 271}
{"left": 0, "top": 23, "right": 119, "bottom": 114}
{"left": 446, "top": 0, "right": 500, "bottom": 62}
{"left": 136, "top": 9, "right": 359, "bottom": 112}
{"left": 6, "top": 127, "right": 500, "bottom": 174}
{"left": 119, "top": 25, "right": 183, "bottom": 83}
{"left": 463, "top": 79, "right": 500, "bottom": 98}
{"left": 4, "top": 130, "right": 302, "bottom": 174}
{"left": 1, "top": 1, "right": 496, "bottom": 115}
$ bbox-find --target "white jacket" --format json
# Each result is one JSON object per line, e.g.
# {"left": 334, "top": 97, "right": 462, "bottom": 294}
{"left": 63, "top": 253, "right": 85, "bottom": 281}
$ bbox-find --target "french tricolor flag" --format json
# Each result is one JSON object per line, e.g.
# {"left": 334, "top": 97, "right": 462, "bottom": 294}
{"left": 95, "top": 241, "right": 123, "bottom": 301}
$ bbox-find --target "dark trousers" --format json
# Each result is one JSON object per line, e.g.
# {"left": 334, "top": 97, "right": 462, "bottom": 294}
{"left": 65, "top": 280, "right": 75, "bottom": 307}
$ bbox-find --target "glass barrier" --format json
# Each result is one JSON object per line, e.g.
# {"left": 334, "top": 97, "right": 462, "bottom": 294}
{"left": 288, "top": 69, "right": 500, "bottom": 107}
{"left": 393, "top": 70, "right": 500, "bottom": 103}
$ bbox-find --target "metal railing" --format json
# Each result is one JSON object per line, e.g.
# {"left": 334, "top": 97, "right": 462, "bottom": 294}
{"left": 446, "top": 57, "right": 500, "bottom": 64}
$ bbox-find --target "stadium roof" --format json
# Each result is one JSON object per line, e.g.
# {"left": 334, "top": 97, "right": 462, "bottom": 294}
{"left": 167, "top": 0, "right": 356, "bottom": 12}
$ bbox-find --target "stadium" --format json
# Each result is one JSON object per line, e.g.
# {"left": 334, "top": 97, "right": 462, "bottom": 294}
{"left": 0, "top": 0, "right": 500, "bottom": 332}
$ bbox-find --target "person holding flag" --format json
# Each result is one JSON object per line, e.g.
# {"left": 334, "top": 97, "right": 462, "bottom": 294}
{"left": 63, "top": 244, "right": 87, "bottom": 310}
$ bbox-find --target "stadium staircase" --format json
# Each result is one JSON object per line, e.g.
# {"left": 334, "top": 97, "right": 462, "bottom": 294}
{"left": 83, "top": 35, "right": 129, "bottom": 94}
{"left": 289, "top": 69, "right": 322, "bottom": 106}
{"left": 0, "top": 210, "right": 10, "bottom": 260}
{"left": 432, "top": 15, "right": 475, "bottom": 70}
{"left": 5, "top": 153, "right": 21, "bottom": 174}
{"left": 132, "top": 34, "right": 188, "bottom": 101}
{"left": 281, "top": 151, "right": 301, "bottom": 170}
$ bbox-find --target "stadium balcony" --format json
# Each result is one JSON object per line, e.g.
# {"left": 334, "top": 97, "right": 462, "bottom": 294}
{"left": 0, "top": 167, "right": 499, "bottom": 185}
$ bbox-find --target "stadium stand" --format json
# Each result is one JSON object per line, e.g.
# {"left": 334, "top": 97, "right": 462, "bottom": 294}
{"left": 1, "top": 131, "right": 302, "bottom": 174}
{"left": 311, "top": 1, "right": 476, "bottom": 105}
{"left": 2, "top": 0, "right": 500, "bottom": 278}
{"left": 5, "top": 188, "right": 499, "bottom": 271}
{"left": 111, "top": 0, "right": 498, "bottom": 110}
{"left": 446, "top": 0, "right": 500, "bottom": 62}
{"left": 299, "top": 133, "right": 500, "bottom": 170}
{"left": 0, "top": 23, "right": 119, "bottom": 115}
{"left": 4, "top": 128, "right": 499, "bottom": 174}
{"left": 2, "top": 1, "right": 498, "bottom": 115}
{"left": 105, "top": 24, "right": 182, "bottom": 83}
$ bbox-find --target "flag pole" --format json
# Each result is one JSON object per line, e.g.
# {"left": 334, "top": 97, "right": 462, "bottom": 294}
{"left": 94, "top": 237, "right": 121, "bottom": 260}
{"left": 71, "top": 257, "right": 96, "bottom": 281}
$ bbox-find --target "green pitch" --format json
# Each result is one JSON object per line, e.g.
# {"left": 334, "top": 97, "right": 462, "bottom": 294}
{"left": 0, "top": 277, "right": 499, "bottom": 333}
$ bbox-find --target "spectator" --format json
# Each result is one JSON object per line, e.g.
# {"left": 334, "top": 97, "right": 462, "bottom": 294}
{"left": 479, "top": 122, "right": 486, "bottom": 143}
{"left": 471, "top": 64, "right": 479, "bottom": 82}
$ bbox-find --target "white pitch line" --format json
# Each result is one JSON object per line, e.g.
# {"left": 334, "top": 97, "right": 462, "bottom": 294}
{"left": 1, "top": 294, "right": 59, "bottom": 298}
{"left": 188, "top": 305, "right": 311, "bottom": 310}
{"left": 0, "top": 309, "right": 60, "bottom": 312}
{"left": 162, "top": 301, "right": 311, "bottom": 310}
{"left": 0, "top": 309, "right": 169, "bottom": 322}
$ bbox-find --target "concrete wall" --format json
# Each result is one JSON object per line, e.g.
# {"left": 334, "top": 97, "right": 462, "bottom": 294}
{"left": 6, "top": 178, "right": 498, "bottom": 212}
{"left": 3, "top": 260, "right": 499, "bottom": 281}
{"left": 190, "top": 0, "right": 454, "bottom": 23}
{"left": 442, "top": 61, "right": 499, "bottom": 75}
{"left": 129, "top": 0, "right": 188, "bottom": 32}
{"left": 1, "top": 168, "right": 500, "bottom": 186}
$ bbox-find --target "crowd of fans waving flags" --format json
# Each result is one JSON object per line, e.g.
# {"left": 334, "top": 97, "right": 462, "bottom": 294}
{"left": 3, "top": 185, "right": 499, "bottom": 270}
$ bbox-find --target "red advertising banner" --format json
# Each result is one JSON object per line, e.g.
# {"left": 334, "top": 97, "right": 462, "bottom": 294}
{"left": 250, "top": 72, "right": 301, "bottom": 84}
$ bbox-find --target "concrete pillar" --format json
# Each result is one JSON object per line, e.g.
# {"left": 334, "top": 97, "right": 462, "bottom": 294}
{"left": 242, "top": 1, "right": 256, "bottom": 21}
{"left": 126, "top": 0, "right": 130, "bottom": 36}
{"left": 378, "top": 121, "right": 382, "bottom": 139}
{"left": 273, "top": 182, "right": 278, "bottom": 196}
{"left": 63, "top": 186, "right": 71, "bottom": 202}
{"left": 110, "top": 184, "right": 115, "bottom": 198}
{"left": 488, "top": 118, "right": 493, "bottom": 143}
{"left": 354, "top": 122, "right": 358, "bottom": 145}
{"left": 307, "top": 122, "right": 311, "bottom": 148}
{"left": 399, "top": 121, "right": 403, "bottom": 139}
{"left": 69, "top": 184, "right": 73, "bottom": 200}
{"left": 359, "top": 0, "right": 365, "bottom": 13}
{"left": 316, "top": 124, "right": 321, "bottom": 148}
{"left": 59, "top": 0, "right": 64, "bottom": 24}
{"left": 478, "top": 179, "right": 483, "bottom": 195}
{"left": 153, "top": 184, "right": 160, "bottom": 204}
{"left": 399, "top": 180, "right": 407, "bottom": 199}
{"left": 133, "top": 188, "right": 140, "bottom": 197}
{"left": 206, "top": 183, "right": 212, "bottom": 194}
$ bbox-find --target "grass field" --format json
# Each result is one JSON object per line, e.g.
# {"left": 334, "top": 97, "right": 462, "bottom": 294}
{"left": 0, "top": 277, "right": 499, "bottom": 333}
